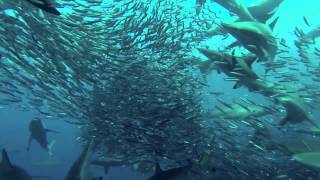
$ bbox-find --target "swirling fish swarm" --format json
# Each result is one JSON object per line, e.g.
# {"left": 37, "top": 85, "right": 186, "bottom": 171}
{"left": 0, "top": 0, "right": 212, "bottom": 174}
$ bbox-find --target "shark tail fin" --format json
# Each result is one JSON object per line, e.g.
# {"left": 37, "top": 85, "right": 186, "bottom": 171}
{"left": 48, "top": 140, "right": 56, "bottom": 156}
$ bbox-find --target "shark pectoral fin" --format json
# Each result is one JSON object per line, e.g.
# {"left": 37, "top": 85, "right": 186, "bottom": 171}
{"left": 0, "top": 149, "right": 13, "bottom": 171}
{"left": 233, "top": 82, "right": 242, "bottom": 89}
{"left": 48, "top": 140, "right": 56, "bottom": 156}
{"left": 27, "top": 135, "right": 32, "bottom": 151}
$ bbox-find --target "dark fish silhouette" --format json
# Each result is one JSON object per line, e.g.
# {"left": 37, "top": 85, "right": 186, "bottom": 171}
{"left": 148, "top": 163, "right": 191, "bottom": 180}
{"left": 248, "top": 0, "right": 284, "bottom": 23}
{"left": 214, "top": 0, "right": 256, "bottom": 21}
{"left": 0, "top": 149, "right": 32, "bottom": 180}
{"left": 25, "top": 0, "right": 61, "bottom": 15}
{"left": 65, "top": 138, "right": 102, "bottom": 180}
{"left": 303, "top": 16, "right": 311, "bottom": 27}
{"left": 221, "top": 20, "right": 278, "bottom": 64}
{"left": 27, "top": 118, "right": 58, "bottom": 156}
{"left": 303, "top": 27, "right": 320, "bottom": 43}
{"left": 91, "top": 159, "right": 126, "bottom": 174}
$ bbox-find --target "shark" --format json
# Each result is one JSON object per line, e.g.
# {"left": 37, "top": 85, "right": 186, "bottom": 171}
{"left": 205, "top": 102, "right": 275, "bottom": 121}
{"left": 214, "top": 0, "right": 256, "bottom": 21}
{"left": 197, "top": 48, "right": 258, "bottom": 88}
{"left": 248, "top": 0, "right": 284, "bottom": 23}
{"left": 303, "top": 26, "right": 320, "bottom": 43}
{"left": 214, "top": 0, "right": 283, "bottom": 21}
{"left": 0, "top": 148, "right": 60, "bottom": 180}
{"left": 91, "top": 158, "right": 127, "bottom": 175}
{"left": 24, "top": 0, "right": 61, "bottom": 15}
{"left": 292, "top": 152, "right": 320, "bottom": 168}
{"left": 148, "top": 163, "right": 191, "bottom": 180}
{"left": 65, "top": 138, "right": 102, "bottom": 180}
{"left": 221, "top": 21, "right": 278, "bottom": 64}
{"left": 0, "top": 149, "right": 32, "bottom": 180}
{"left": 282, "top": 138, "right": 320, "bottom": 154}
{"left": 27, "top": 118, "right": 58, "bottom": 156}
{"left": 239, "top": 78, "right": 319, "bottom": 127}
{"left": 296, "top": 127, "right": 320, "bottom": 136}
{"left": 198, "top": 48, "right": 318, "bottom": 127}
{"left": 275, "top": 95, "right": 318, "bottom": 127}
{"left": 207, "top": 0, "right": 283, "bottom": 37}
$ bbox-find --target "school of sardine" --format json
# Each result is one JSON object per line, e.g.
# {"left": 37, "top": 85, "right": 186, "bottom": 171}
{"left": 1, "top": 0, "right": 320, "bottom": 179}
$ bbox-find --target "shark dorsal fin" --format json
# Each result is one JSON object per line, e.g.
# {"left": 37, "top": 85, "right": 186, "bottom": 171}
{"left": 0, "top": 149, "right": 13, "bottom": 171}
{"left": 269, "top": 16, "right": 280, "bottom": 31}
{"left": 155, "top": 163, "right": 162, "bottom": 173}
